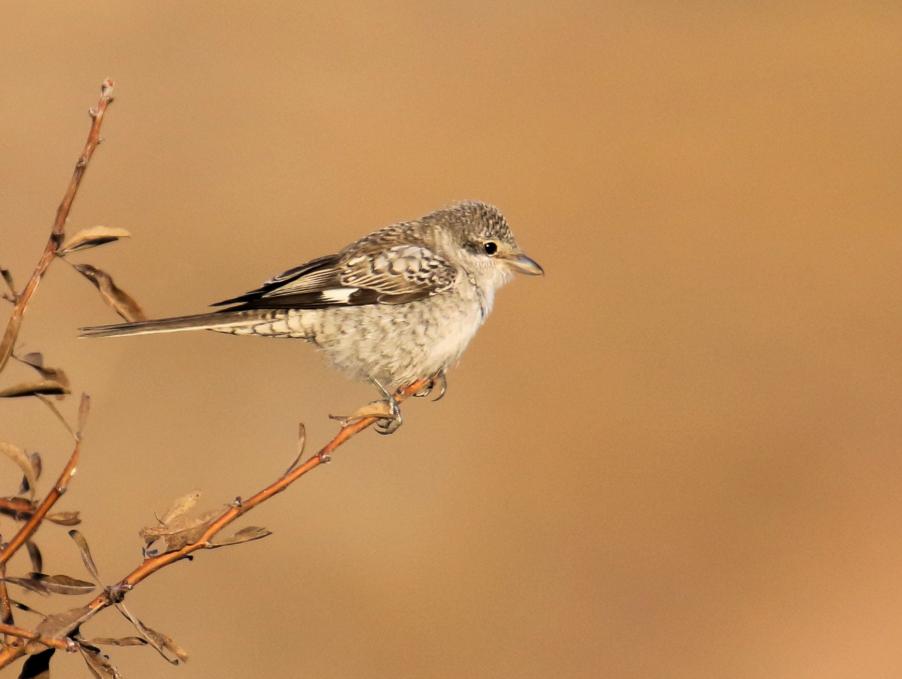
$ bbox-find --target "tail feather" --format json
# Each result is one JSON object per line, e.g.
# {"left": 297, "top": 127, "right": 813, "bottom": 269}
{"left": 79, "top": 311, "right": 260, "bottom": 338}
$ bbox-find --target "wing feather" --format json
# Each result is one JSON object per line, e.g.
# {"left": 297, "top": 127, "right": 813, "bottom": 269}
{"left": 212, "top": 237, "right": 456, "bottom": 311}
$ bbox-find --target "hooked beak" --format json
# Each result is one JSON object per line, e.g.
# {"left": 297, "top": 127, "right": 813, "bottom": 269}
{"left": 503, "top": 252, "right": 544, "bottom": 276}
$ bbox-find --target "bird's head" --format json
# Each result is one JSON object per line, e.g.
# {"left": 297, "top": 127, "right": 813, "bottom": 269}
{"left": 426, "top": 201, "right": 543, "bottom": 288}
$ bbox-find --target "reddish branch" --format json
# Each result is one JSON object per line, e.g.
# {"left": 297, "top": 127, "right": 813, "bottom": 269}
{"left": 0, "top": 78, "right": 435, "bottom": 672}
{"left": 0, "top": 381, "right": 428, "bottom": 669}
{"left": 0, "top": 623, "right": 72, "bottom": 652}
{"left": 0, "top": 397, "right": 87, "bottom": 568}
{"left": 89, "top": 379, "right": 429, "bottom": 598}
{"left": 0, "top": 79, "right": 115, "bottom": 375}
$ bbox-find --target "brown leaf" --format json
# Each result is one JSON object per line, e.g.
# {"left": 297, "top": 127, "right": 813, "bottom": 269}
{"left": 140, "top": 508, "right": 222, "bottom": 557}
{"left": 83, "top": 637, "right": 147, "bottom": 647}
{"left": 46, "top": 511, "right": 81, "bottom": 526}
{"left": 20, "top": 451, "right": 43, "bottom": 495}
{"left": 158, "top": 489, "right": 201, "bottom": 525}
{"left": 58, "top": 226, "right": 131, "bottom": 255}
{"left": 77, "top": 393, "right": 91, "bottom": 437}
{"left": 284, "top": 422, "right": 307, "bottom": 474}
{"left": 1, "top": 267, "right": 15, "bottom": 297}
{"left": 19, "top": 353, "right": 70, "bottom": 395}
{"left": 0, "top": 441, "right": 38, "bottom": 499}
{"left": 143, "top": 626, "right": 188, "bottom": 663}
{"left": 9, "top": 598, "right": 46, "bottom": 617}
{"left": 34, "top": 604, "right": 93, "bottom": 639}
{"left": 78, "top": 644, "right": 122, "bottom": 679}
{"left": 208, "top": 526, "right": 272, "bottom": 549}
{"left": 68, "top": 530, "right": 101, "bottom": 582}
{"left": 4, "top": 573, "right": 96, "bottom": 596}
{"left": 115, "top": 605, "right": 187, "bottom": 665}
{"left": 17, "top": 647, "right": 54, "bottom": 679}
{"left": 0, "top": 381, "right": 70, "bottom": 398}
{"left": 26, "top": 541, "right": 43, "bottom": 574}
{"left": 73, "top": 264, "right": 145, "bottom": 322}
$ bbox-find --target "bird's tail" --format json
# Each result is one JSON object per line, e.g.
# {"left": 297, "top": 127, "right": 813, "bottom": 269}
{"left": 79, "top": 310, "right": 265, "bottom": 338}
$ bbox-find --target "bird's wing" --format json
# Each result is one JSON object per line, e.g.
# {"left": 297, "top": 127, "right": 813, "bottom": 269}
{"left": 212, "top": 242, "right": 457, "bottom": 310}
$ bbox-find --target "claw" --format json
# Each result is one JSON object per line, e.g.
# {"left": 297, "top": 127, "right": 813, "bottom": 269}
{"left": 431, "top": 371, "right": 447, "bottom": 401}
{"left": 412, "top": 370, "right": 448, "bottom": 401}
{"left": 413, "top": 378, "right": 434, "bottom": 398}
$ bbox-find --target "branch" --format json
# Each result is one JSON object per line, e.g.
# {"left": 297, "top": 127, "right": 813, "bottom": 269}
{"left": 0, "top": 380, "right": 428, "bottom": 670}
{"left": 0, "top": 623, "right": 72, "bottom": 652}
{"left": 0, "top": 395, "right": 89, "bottom": 568}
{"left": 0, "top": 564, "right": 11, "bottom": 647}
{"left": 99, "top": 379, "right": 428, "bottom": 592}
{"left": 0, "top": 79, "right": 115, "bottom": 375}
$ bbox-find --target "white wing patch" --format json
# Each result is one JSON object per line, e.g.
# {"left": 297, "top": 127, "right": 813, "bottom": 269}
{"left": 320, "top": 287, "right": 359, "bottom": 303}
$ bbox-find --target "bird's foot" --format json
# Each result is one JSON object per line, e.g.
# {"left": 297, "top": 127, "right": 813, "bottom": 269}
{"left": 329, "top": 397, "right": 403, "bottom": 435}
{"left": 375, "top": 395, "right": 403, "bottom": 435}
{"left": 413, "top": 370, "right": 448, "bottom": 401}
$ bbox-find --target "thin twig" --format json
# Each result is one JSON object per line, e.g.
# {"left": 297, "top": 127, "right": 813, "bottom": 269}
{"left": 0, "top": 395, "right": 89, "bottom": 568}
{"left": 104, "top": 379, "right": 427, "bottom": 590}
{"left": 0, "top": 622, "right": 72, "bottom": 651}
{"left": 0, "top": 563, "right": 12, "bottom": 647}
{"left": 0, "top": 381, "right": 428, "bottom": 670}
{"left": 0, "top": 79, "right": 115, "bottom": 375}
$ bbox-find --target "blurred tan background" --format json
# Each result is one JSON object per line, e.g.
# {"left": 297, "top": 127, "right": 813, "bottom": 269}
{"left": 2, "top": 2, "right": 902, "bottom": 677}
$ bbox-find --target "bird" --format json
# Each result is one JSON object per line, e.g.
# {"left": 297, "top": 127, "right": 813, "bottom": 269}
{"left": 80, "top": 201, "right": 543, "bottom": 433}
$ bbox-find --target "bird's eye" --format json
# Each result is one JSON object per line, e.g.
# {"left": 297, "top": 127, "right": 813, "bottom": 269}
{"left": 483, "top": 241, "right": 498, "bottom": 255}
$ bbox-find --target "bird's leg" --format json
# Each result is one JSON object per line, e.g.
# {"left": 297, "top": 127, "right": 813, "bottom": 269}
{"left": 327, "top": 378, "right": 403, "bottom": 434}
{"left": 413, "top": 369, "right": 448, "bottom": 401}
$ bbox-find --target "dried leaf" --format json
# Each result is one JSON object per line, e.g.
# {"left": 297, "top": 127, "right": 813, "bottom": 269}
{"left": 84, "top": 637, "right": 147, "bottom": 647}
{"left": 58, "top": 226, "right": 131, "bottom": 255}
{"left": 35, "top": 604, "right": 93, "bottom": 639}
{"left": 140, "top": 508, "right": 222, "bottom": 557}
{"left": 46, "top": 511, "right": 81, "bottom": 526}
{"left": 31, "top": 451, "right": 43, "bottom": 480}
{"left": 26, "top": 541, "right": 43, "bottom": 574}
{"left": 0, "top": 381, "right": 70, "bottom": 398}
{"left": 19, "top": 353, "right": 70, "bottom": 394}
{"left": 17, "top": 647, "right": 54, "bottom": 679}
{"left": 1, "top": 267, "right": 15, "bottom": 296}
{"left": 115, "top": 605, "right": 187, "bottom": 665}
{"left": 143, "top": 627, "right": 188, "bottom": 663}
{"left": 284, "top": 422, "right": 307, "bottom": 475}
{"left": 78, "top": 643, "right": 122, "bottom": 679}
{"left": 9, "top": 599, "right": 46, "bottom": 617}
{"left": 159, "top": 490, "right": 201, "bottom": 525}
{"left": 1, "top": 442, "right": 38, "bottom": 499}
{"left": 77, "top": 393, "right": 91, "bottom": 437}
{"left": 208, "top": 526, "right": 272, "bottom": 549}
{"left": 73, "top": 264, "right": 145, "bottom": 322}
{"left": 4, "top": 573, "right": 96, "bottom": 596}
{"left": 68, "top": 530, "right": 101, "bottom": 582}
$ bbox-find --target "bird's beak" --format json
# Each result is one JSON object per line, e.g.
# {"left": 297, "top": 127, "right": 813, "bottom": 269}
{"left": 503, "top": 252, "right": 544, "bottom": 276}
